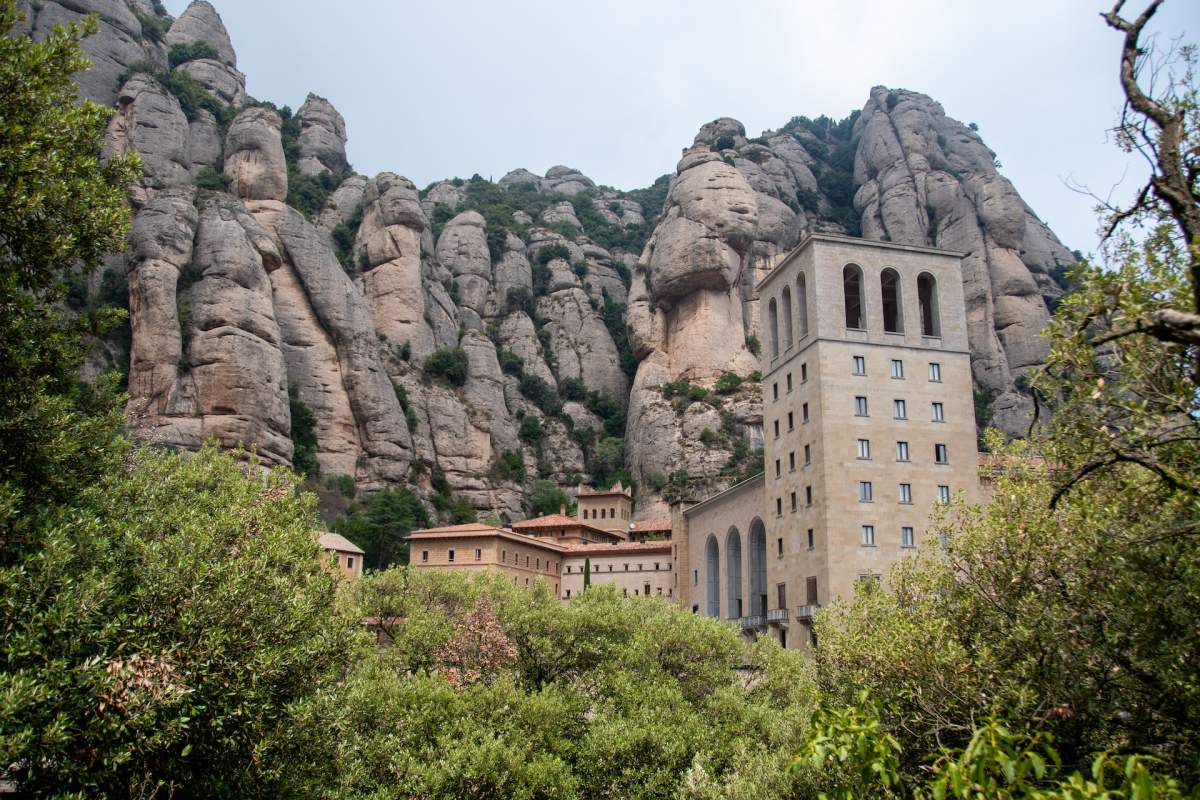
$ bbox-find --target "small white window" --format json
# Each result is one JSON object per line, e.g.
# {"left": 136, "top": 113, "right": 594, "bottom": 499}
{"left": 929, "top": 362, "right": 942, "bottom": 382}
{"left": 896, "top": 441, "right": 910, "bottom": 462}
{"left": 854, "top": 396, "right": 869, "bottom": 417}
{"left": 852, "top": 355, "right": 866, "bottom": 375}
{"left": 937, "top": 485, "right": 951, "bottom": 504}
{"left": 857, "top": 439, "right": 871, "bottom": 459}
{"left": 859, "top": 481, "right": 873, "bottom": 502}
{"left": 935, "top": 443, "right": 948, "bottom": 464}
{"left": 891, "top": 359, "right": 904, "bottom": 379}
{"left": 893, "top": 399, "right": 907, "bottom": 419}
{"left": 899, "top": 483, "right": 912, "bottom": 504}
{"left": 861, "top": 525, "right": 876, "bottom": 546}
{"left": 901, "top": 526, "right": 914, "bottom": 548}
{"left": 932, "top": 402, "right": 945, "bottom": 422}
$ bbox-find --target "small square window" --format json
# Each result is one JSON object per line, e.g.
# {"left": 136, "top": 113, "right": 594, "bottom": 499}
{"left": 893, "top": 399, "right": 907, "bottom": 419}
{"left": 801, "top": 363, "right": 808, "bottom": 382}
{"left": 901, "top": 526, "right": 914, "bottom": 548}
{"left": 891, "top": 359, "right": 904, "bottom": 379}
{"left": 861, "top": 525, "right": 876, "bottom": 546}
{"left": 899, "top": 483, "right": 912, "bottom": 504}
{"left": 802, "top": 402, "right": 810, "bottom": 423}
{"left": 932, "top": 402, "right": 945, "bottom": 422}
{"left": 937, "top": 485, "right": 951, "bottom": 504}
{"left": 857, "top": 438, "right": 871, "bottom": 459}
{"left": 935, "top": 443, "right": 948, "bottom": 464}
{"left": 852, "top": 355, "right": 866, "bottom": 375}
{"left": 929, "top": 362, "right": 942, "bottom": 382}
{"left": 854, "top": 396, "right": 869, "bottom": 417}
{"left": 896, "top": 441, "right": 910, "bottom": 462}
{"left": 804, "top": 444, "right": 811, "bottom": 465}
{"left": 859, "top": 481, "right": 873, "bottom": 502}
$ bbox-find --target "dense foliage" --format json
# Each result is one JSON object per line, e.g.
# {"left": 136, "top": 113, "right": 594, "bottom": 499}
{"left": 331, "top": 486, "right": 430, "bottom": 570}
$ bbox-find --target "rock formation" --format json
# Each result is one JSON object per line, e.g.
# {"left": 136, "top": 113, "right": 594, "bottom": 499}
{"left": 47, "top": 0, "right": 1075, "bottom": 521}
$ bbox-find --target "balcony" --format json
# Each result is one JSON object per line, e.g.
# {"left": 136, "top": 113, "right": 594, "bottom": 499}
{"left": 766, "top": 607, "right": 789, "bottom": 624}
{"left": 740, "top": 614, "right": 766, "bottom": 630}
{"left": 795, "top": 603, "right": 821, "bottom": 621}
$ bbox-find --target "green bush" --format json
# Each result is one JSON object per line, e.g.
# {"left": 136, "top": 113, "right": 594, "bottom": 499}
{"left": 559, "top": 376, "right": 586, "bottom": 401}
{"left": 715, "top": 371, "right": 743, "bottom": 394}
{"left": 687, "top": 385, "right": 709, "bottom": 402}
{"left": 423, "top": 347, "right": 469, "bottom": 387}
{"left": 699, "top": 428, "right": 718, "bottom": 445}
{"left": 536, "top": 242, "right": 571, "bottom": 265}
{"left": 586, "top": 389, "right": 626, "bottom": 438}
{"left": 715, "top": 135, "right": 736, "bottom": 150}
{"left": 747, "top": 370, "right": 763, "bottom": 382}
{"left": 518, "top": 414, "right": 544, "bottom": 444}
{"left": 167, "top": 41, "right": 219, "bottom": 68}
{"left": 332, "top": 485, "right": 430, "bottom": 570}
{"left": 193, "top": 165, "right": 230, "bottom": 191}
{"left": 518, "top": 373, "right": 561, "bottom": 417}
{"left": 795, "top": 187, "right": 820, "bottom": 212}
{"left": 328, "top": 473, "right": 357, "bottom": 499}
{"left": 505, "top": 286, "right": 535, "bottom": 315}
{"left": 746, "top": 334, "right": 761, "bottom": 356}
{"left": 392, "top": 381, "right": 419, "bottom": 431}
{"left": 491, "top": 450, "right": 525, "bottom": 483}
{"left": 288, "top": 385, "right": 320, "bottom": 478}
{"left": 498, "top": 349, "right": 524, "bottom": 376}
{"left": 660, "top": 380, "right": 691, "bottom": 399}
{"left": 529, "top": 479, "right": 573, "bottom": 516}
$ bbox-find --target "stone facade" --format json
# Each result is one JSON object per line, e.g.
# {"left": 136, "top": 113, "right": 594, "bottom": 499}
{"left": 560, "top": 541, "right": 674, "bottom": 601}
{"left": 409, "top": 523, "right": 568, "bottom": 594}
{"left": 576, "top": 482, "right": 634, "bottom": 536}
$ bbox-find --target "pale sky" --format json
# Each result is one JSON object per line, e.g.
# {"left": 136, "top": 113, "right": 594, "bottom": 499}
{"left": 162, "top": 0, "right": 1197, "bottom": 255}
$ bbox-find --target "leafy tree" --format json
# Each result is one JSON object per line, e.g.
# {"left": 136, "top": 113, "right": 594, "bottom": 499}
{"left": 332, "top": 486, "right": 430, "bottom": 570}
{"left": 586, "top": 436, "right": 627, "bottom": 489}
{"left": 423, "top": 346, "right": 470, "bottom": 387}
{"left": 529, "top": 479, "right": 572, "bottom": 516}
{"left": 0, "top": 4, "right": 140, "bottom": 522}
{"left": 288, "top": 385, "right": 320, "bottom": 477}
{"left": 518, "top": 414, "right": 544, "bottom": 444}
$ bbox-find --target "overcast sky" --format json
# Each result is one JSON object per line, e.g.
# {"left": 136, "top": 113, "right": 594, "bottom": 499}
{"left": 162, "top": 0, "right": 1196, "bottom": 255}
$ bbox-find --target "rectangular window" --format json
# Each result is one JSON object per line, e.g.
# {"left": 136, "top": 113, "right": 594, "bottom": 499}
{"left": 777, "top": 582, "right": 787, "bottom": 609}
{"left": 789, "top": 451, "right": 796, "bottom": 471}
{"left": 929, "top": 362, "right": 942, "bottom": 382}
{"left": 422, "top": 550, "right": 429, "bottom": 563}
{"left": 861, "top": 525, "right": 876, "bottom": 546}
{"left": 891, "top": 359, "right": 904, "bottom": 379}
{"left": 693, "top": 569, "right": 699, "bottom": 586}
{"left": 448, "top": 549, "right": 455, "bottom": 562}
{"left": 859, "top": 481, "right": 873, "bottom": 502}
{"left": 790, "top": 491, "right": 797, "bottom": 512}
{"left": 938, "top": 485, "right": 951, "bottom": 504}
{"left": 901, "top": 526, "right": 914, "bottom": 548}
{"left": 932, "top": 402, "right": 945, "bottom": 422}
{"left": 855, "top": 396, "right": 869, "bottom": 417}
{"left": 775, "top": 458, "right": 782, "bottom": 478}
{"left": 857, "top": 438, "right": 871, "bottom": 459}
{"left": 806, "top": 576, "right": 819, "bottom": 605}
{"left": 786, "top": 373, "right": 793, "bottom": 392}
{"left": 899, "top": 483, "right": 912, "bottom": 504}
{"left": 804, "top": 444, "right": 811, "bottom": 465}
{"left": 802, "top": 402, "right": 810, "bottom": 423}
{"left": 935, "top": 443, "right": 948, "bottom": 464}
{"left": 774, "top": 419, "right": 780, "bottom": 438}
{"left": 777, "top": 537, "right": 784, "bottom": 556}
{"left": 346, "top": 557, "right": 354, "bottom": 569}
{"left": 773, "top": 382, "right": 779, "bottom": 401}
{"left": 896, "top": 441, "right": 910, "bottom": 462}
{"left": 566, "top": 589, "right": 571, "bottom": 598}
{"left": 776, "top": 497, "right": 783, "bottom": 516}
{"left": 805, "top": 486, "right": 813, "bottom": 506}
{"left": 807, "top": 528, "right": 814, "bottom": 549}
{"left": 787, "top": 411, "right": 794, "bottom": 431}
{"left": 893, "top": 399, "right": 907, "bottom": 419}
{"left": 852, "top": 355, "right": 866, "bottom": 375}
{"left": 475, "top": 548, "right": 482, "bottom": 561}
{"left": 801, "top": 363, "right": 808, "bottom": 382}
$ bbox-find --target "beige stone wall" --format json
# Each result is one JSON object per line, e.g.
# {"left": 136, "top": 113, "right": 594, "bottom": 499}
{"left": 577, "top": 493, "right": 633, "bottom": 535}
{"left": 411, "top": 534, "right": 565, "bottom": 594}
{"left": 560, "top": 549, "right": 673, "bottom": 600}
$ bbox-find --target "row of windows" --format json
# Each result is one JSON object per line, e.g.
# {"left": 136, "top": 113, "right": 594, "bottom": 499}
{"left": 567, "top": 585, "right": 673, "bottom": 599}
{"left": 422, "top": 547, "right": 564, "bottom": 574}
{"left": 855, "top": 439, "right": 948, "bottom": 463}
{"left": 765, "top": 266, "right": 944, "bottom": 361}
{"left": 852, "top": 396, "right": 946, "bottom": 423}
{"left": 580, "top": 506, "right": 628, "bottom": 521}
{"left": 775, "top": 484, "right": 951, "bottom": 516}
{"left": 859, "top": 525, "right": 915, "bottom": 548}
{"left": 565, "top": 562, "right": 669, "bottom": 573}
{"left": 773, "top": 360, "right": 942, "bottom": 402}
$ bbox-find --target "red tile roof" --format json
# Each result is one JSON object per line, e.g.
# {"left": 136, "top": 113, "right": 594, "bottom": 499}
{"left": 630, "top": 518, "right": 672, "bottom": 533}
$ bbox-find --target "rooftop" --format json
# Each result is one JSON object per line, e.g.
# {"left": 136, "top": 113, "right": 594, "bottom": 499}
{"left": 318, "top": 531, "right": 365, "bottom": 555}
{"left": 630, "top": 518, "right": 672, "bottom": 533}
{"left": 408, "top": 523, "right": 569, "bottom": 552}
{"left": 564, "top": 540, "right": 672, "bottom": 556}
{"left": 757, "top": 232, "right": 966, "bottom": 293}
{"left": 512, "top": 514, "right": 623, "bottom": 539}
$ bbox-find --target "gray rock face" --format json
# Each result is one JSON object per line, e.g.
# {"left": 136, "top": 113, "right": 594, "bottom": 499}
{"left": 536, "top": 288, "right": 628, "bottom": 403}
{"left": 498, "top": 168, "right": 543, "bottom": 192}
{"left": 165, "top": 0, "right": 237, "bottom": 66}
{"left": 105, "top": 74, "right": 191, "bottom": 205}
{"left": 851, "top": 86, "right": 1073, "bottom": 431}
{"left": 543, "top": 165, "right": 595, "bottom": 196}
{"left": 296, "top": 93, "right": 349, "bottom": 176}
{"left": 186, "top": 108, "right": 224, "bottom": 177}
{"left": 16, "top": 0, "right": 165, "bottom": 105}
{"left": 224, "top": 107, "right": 287, "bottom": 202}
{"left": 435, "top": 210, "right": 493, "bottom": 316}
{"left": 316, "top": 174, "right": 366, "bottom": 233}
{"left": 175, "top": 58, "right": 246, "bottom": 106}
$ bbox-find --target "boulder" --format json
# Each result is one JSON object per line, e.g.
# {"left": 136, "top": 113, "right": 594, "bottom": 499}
{"left": 296, "top": 93, "right": 349, "bottom": 176}
{"left": 165, "top": 0, "right": 237, "bottom": 66}
{"left": 224, "top": 107, "right": 287, "bottom": 202}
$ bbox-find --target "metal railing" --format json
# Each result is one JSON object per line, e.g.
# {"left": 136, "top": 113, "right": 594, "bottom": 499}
{"left": 795, "top": 604, "right": 821, "bottom": 621}
{"left": 740, "top": 614, "right": 766, "bottom": 630}
{"left": 766, "top": 607, "right": 789, "bottom": 623}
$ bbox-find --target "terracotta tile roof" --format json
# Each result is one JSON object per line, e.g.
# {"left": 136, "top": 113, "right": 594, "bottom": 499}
{"left": 411, "top": 522, "right": 501, "bottom": 534}
{"left": 511, "top": 514, "right": 580, "bottom": 529}
{"left": 318, "top": 532, "right": 365, "bottom": 555}
{"left": 630, "top": 518, "right": 672, "bottom": 533}
{"left": 408, "top": 524, "right": 569, "bottom": 552}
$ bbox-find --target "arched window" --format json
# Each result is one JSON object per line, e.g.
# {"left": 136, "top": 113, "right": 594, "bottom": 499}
{"left": 843, "top": 264, "right": 865, "bottom": 329}
{"left": 725, "top": 527, "right": 743, "bottom": 619}
{"left": 796, "top": 274, "right": 809, "bottom": 338}
{"left": 781, "top": 286, "right": 794, "bottom": 350}
{"left": 881, "top": 268, "right": 904, "bottom": 333}
{"left": 767, "top": 298, "right": 780, "bottom": 358}
{"left": 705, "top": 535, "right": 720, "bottom": 617}
{"left": 918, "top": 272, "right": 941, "bottom": 336}
{"left": 748, "top": 518, "right": 767, "bottom": 616}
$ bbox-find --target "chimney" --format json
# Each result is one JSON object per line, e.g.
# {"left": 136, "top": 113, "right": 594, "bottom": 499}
{"left": 559, "top": 504, "right": 566, "bottom": 516}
